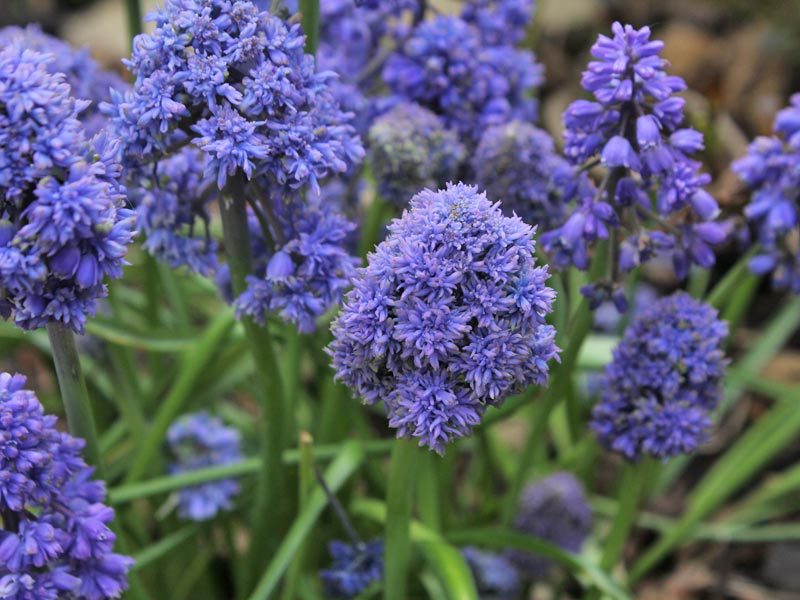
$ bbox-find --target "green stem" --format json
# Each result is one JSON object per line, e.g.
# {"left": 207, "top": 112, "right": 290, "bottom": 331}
{"left": 384, "top": 439, "right": 419, "bottom": 600}
{"left": 280, "top": 432, "right": 315, "bottom": 600}
{"left": 299, "top": 0, "right": 320, "bottom": 55}
{"left": 125, "top": 0, "right": 143, "bottom": 41}
{"left": 47, "top": 322, "right": 103, "bottom": 474}
{"left": 219, "top": 178, "right": 289, "bottom": 582}
{"left": 600, "top": 461, "right": 651, "bottom": 571}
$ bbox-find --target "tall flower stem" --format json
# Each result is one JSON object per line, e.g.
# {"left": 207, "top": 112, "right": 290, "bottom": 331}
{"left": 300, "top": 0, "right": 320, "bottom": 55}
{"left": 384, "top": 439, "right": 419, "bottom": 600}
{"left": 220, "top": 175, "right": 288, "bottom": 584}
{"left": 47, "top": 322, "right": 103, "bottom": 475}
{"left": 125, "top": 0, "right": 143, "bottom": 40}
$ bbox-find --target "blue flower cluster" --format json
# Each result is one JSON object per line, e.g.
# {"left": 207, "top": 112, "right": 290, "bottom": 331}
{"left": 329, "top": 183, "right": 559, "bottom": 452}
{"left": 734, "top": 94, "right": 800, "bottom": 293}
{"left": 472, "top": 120, "right": 577, "bottom": 230}
{"left": 383, "top": 8, "right": 543, "bottom": 142}
{"left": 0, "top": 372, "right": 132, "bottom": 599}
{"left": 462, "top": 0, "right": 534, "bottom": 46}
{"left": 591, "top": 292, "right": 729, "bottom": 460}
{"left": 509, "top": 472, "right": 592, "bottom": 578}
{"left": 0, "top": 25, "right": 127, "bottom": 135}
{"left": 235, "top": 199, "right": 360, "bottom": 333}
{"left": 105, "top": 0, "right": 363, "bottom": 192}
{"left": 542, "top": 23, "right": 724, "bottom": 306}
{"left": 367, "top": 102, "right": 465, "bottom": 205}
{"left": 461, "top": 546, "right": 520, "bottom": 599}
{"left": 0, "top": 44, "right": 135, "bottom": 333}
{"left": 320, "top": 538, "right": 383, "bottom": 599}
{"left": 166, "top": 412, "right": 243, "bottom": 521}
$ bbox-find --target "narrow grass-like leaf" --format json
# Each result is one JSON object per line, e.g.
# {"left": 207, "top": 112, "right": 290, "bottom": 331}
{"left": 132, "top": 525, "right": 201, "bottom": 572}
{"left": 384, "top": 439, "right": 419, "bottom": 600}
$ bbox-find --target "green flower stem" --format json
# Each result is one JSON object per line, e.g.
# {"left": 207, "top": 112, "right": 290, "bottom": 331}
{"left": 300, "top": 0, "right": 320, "bottom": 55}
{"left": 126, "top": 0, "right": 142, "bottom": 39}
{"left": 219, "top": 178, "right": 289, "bottom": 582}
{"left": 384, "top": 439, "right": 420, "bottom": 600}
{"left": 46, "top": 322, "right": 103, "bottom": 474}
{"left": 280, "top": 432, "right": 315, "bottom": 600}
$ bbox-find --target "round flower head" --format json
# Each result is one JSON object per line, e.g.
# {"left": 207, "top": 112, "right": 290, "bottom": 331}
{"left": 461, "top": 0, "right": 534, "bottom": 46}
{"left": 320, "top": 538, "right": 383, "bottom": 599}
{"left": 591, "top": 292, "right": 729, "bottom": 460}
{"left": 0, "top": 372, "right": 132, "bottom": 599}
{"left": 105, "top": 0, "right": 363, "bottom": 192}
{"left": 368, "top": 102, "right": 465, "bottom": 205}
{"left": 0, "top": 45, "right": 135, "bottom": 333}
{"left": 0, "top": 25, "right": 127, "bottom": 135}
{"left": 328, "top": 183, "right": 559, "bottom": 453}
{"left": 543, "top": 23, "right": 724, "bottom": 307}
{"left": 382, "top": 15, "right": 543, "bottom": 141}
{"left": 472, "top": 120, "right": 576, "bottom": 230}
{"left": 734, "top": 94, "right": 800, "bottom": 293}
{"left": 508, "top": 472, "right": 592, "bottom": 579}
{"left": 462, "top": 547, "right": 520, "bottom": 599}
{"left": 167, "top": 412, "right": 243, "bottom": 522}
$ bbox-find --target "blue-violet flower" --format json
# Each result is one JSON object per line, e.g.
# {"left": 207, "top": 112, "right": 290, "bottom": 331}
{"left": 320, "top": 538, "right": 383, "bottom": 599}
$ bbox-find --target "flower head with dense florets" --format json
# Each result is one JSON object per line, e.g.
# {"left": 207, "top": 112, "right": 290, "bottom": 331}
{"left": 462, "top": 547, "right": 520, "bottom": 599}
{"left": 734, "top": 94, "right": 800, "bottom": 293}
{"left": 0, "top": 25, "right": 127, "bottom": 135}
{"left": 328, "top": 183, "right": 559, "bottom": 452}
{"left": 461, "top": 0, "right": 534, "bottom": 46}
{"left": 166, "top": 412, "right": 243, "bottom": 522}
{"left": 235, "top": 199, "right": 360, "bottom": 333}
{"left": 543, "top": 23, "right": 724, "bottom": 307}
{"left": 382, "top": 15, "right": 543, "bottom": 142}
{"left": 0, "top": 372, "right": 132, "bottom": 599}
{"left": 472, "top": 120, "right": 578, "bottom": 230}
{"left": 0, "top": 45, "right": 135, "bottom": 333}
{"left": 368, "top": 102, "right": 465, "bottom": 205}
{"left": 320, "top": 538, "right": 383, "bottom": 599}
{"left": 591, "top": 292, "right": 729, "bottom": 460}
{"left": 104, "top": 0, "right": 363, "bottom": 192}
{"left": 508, "top": 472, "right": 592, "bottom": 578}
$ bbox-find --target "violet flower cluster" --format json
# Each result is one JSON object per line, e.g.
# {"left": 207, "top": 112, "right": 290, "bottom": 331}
{"left": 734, "top": 94, "right": 800, "bottom": 293}
{"left": 320, "top": 539, "right": 383, "bottom": 599}
{"left": 0, "top": 372, "right": 132, "bottom": 599}
{"left": 472, "top": 120, "right": 578, "bottom": 230}
{"left": 0, "top": 25, "right": 126, "bottom": 135}
{"left": 367, "top": 102, "right": 465, "bottom": 206}
{"left": 0, "top": 44, "right": 135, "bottom": 333}
{"left": 461, "top": 547, "right": 520, "bottom": 599}
{"left": 166, "top": 412, "right": 243, "bottom": 522}
{"left": 508, "top": 472, "right": 592, "bottom": 578}
{"left": 328, "top": 183, "right": 559, "bottom": 453}
{"left": 542, "top": 23, "right": 725, "bottom": 307}
{"left": 591, "top": 292, "right": 729, "bottom": 460}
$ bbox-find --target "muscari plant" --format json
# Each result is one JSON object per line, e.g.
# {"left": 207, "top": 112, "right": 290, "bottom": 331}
{"left": 1, "top": 1, "right": 800, "bottom": 600}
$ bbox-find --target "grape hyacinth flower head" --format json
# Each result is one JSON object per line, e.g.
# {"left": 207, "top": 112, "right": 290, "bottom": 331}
{"left": 368, "top": 102, "right": 465, "bottom": 206}
{"left": 508, "top": 472, "right": 592, "bottom": 578}
{"left": 461, "top": 0, "right": 535, "bottom": 46}
{"left": 235, "top": 200, "right": 360, "bottom": 333}
{"left": 734, "top": 94, "right": 800, "bottom": 293}
{"left": 591, "top": 292, "right": 729, "bottom": 460}
{"left": 328, "top": 183, "right": 559, "bottom": 453}
{"left": 0, "top": 44, "right": 135, "bottom": 333}
{"left": 382, "top": 15, "right": 543, "bottom": 141}
{"left": 320, "top": 538, "right": 383, "bottom": 599}
{"left": 544, "top": 22, "right": 724, "bottom": 307}
{"left": 105, "top": 0, "right": 363, "bottom": 192}
{"left": 0, "top": 24, "right": 127, "bottom": 135}
{"left": 472, "top": 120, "right": 577, "bottom": 229}
{"left": 462, "top": 547, "right": 520, "bottom": 599}
{"left": 0, "top": 372, "right": 132, "bottom": 599}
{"left": 167, "top": 412, "right": 243, "bottom": 521}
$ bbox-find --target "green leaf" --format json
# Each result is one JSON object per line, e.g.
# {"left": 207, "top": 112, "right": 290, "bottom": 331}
{"left": 247, "top": 441, "right": 365, "bottom": 600}
{"left": 417, "top": 541, "right": 479, "bottom": 600}
{"left": 132, "top": 525, "right": 201, "bottom": 572}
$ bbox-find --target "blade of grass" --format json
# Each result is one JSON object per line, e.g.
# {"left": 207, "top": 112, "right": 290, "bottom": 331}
{"left": 132, "top": 525, "right": 202, "bottom": 572}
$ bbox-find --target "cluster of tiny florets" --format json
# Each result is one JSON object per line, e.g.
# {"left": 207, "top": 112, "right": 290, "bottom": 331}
{"left": 367, "top": 102, "right": 465, "bottom": 205}
{"left": 0, "top": 372, "right": 132, "bottom": 599}
{"left": 591, "top": 292, "right": 729, "bottom": 460}
{"left": 329, "top": 183, "right": 559, "bottom": 452}
{"left": 508, "top": 472, "right": 593, "bottom": 578}
{"left": 0, "top": 44, "right": 135, "bottom": 333}
{"left": 319, "top": 538, "right": 383, "bottom": 599}
{"left": 461, "top": 546, "right": 520, "bottom": 599}
{"left": 104, "top": 0, "right": 363, "bottom": 192}
{"left": 734, "top": 94, "right": 800, "bottom": 293}
{"left": 472, "top": 120, "right": 577, "bottom": 230}
{"left": 166, "top": 412, "right": 243, "bottom": 522}
{"left": 542, "top": 22, "right": 725, "bottom": 307}
{"left": 235, "top": 200, "right": 360, "bottom": 333}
